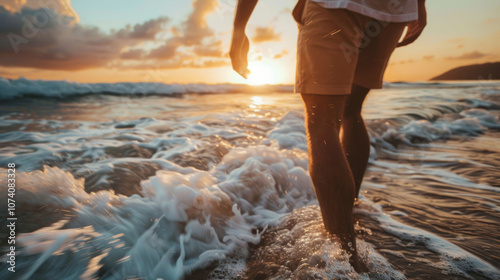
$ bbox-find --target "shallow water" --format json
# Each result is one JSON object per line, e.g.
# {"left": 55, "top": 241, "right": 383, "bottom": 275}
{"left": 0, "top": 81, "right": 499, "bottom": 279}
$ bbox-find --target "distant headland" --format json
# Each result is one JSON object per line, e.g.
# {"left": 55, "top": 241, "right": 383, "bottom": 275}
{"left": 430, "top": 62, "right": 500, "bottom": 81}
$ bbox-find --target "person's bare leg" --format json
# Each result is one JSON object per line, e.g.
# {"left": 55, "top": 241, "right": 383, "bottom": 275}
{"left": 301, "top": 93, "right": 364, "bottom": 272}
{"left": 342, "top": 84, "right": 371, "bottom": 198}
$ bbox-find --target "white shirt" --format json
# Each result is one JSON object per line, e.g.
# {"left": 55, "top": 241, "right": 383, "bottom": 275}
{"left": 311, "top": 0, "right": 418, "bottom": 22}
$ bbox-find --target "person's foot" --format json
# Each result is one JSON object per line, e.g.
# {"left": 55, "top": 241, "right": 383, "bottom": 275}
{"left": 347, "top": 249, "right": 369, "bottom": 273}
{"left": 338, "top": 237, "right": 369, "bottom": 273}
{"left": 330, "top": 228, "right": 369, "bottom": 273}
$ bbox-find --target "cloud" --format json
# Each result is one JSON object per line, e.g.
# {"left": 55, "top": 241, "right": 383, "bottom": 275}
{"left": 0, "top": 69, "right": 15, "bottom": 76}
{"left": 273, "top": 49, "right": 289, "bottom": 59}
{"left": 0, "top": 0, "right": 228, "bottom": 71}
{"left": 182, "top": 0, "right": 218, "bottom": 45}
{"left": 120, "top": 57, "right": 229, "bottom": 70}
{"left": 120, "top": 49, "right": 145, "bottom": 60}
{"left": 189, "top": 59, "right": 229, "bottom": 68}
{"left": 170, "top": 26, "right": 181, "bottom": 36}
{"left": 145, "top": 0, "right": 226, "bottom": 66}
{"left": 483, "top": 18, "right": 500, "bottom": 24}
{"left": 215, "top": 0, "right": 236, "bottom": 20}
{"left": 0, "top": 5, "right": 169, "bottom": 70}
{"left": 445, "top": 37, "right": 465, "bottom": 44}
{"left": 444, "top": 37, "right": 467, "bottom": 49}
{"left": 447, "top": 50, "right": 488, "bottom": 60}
{"left": 423, "top": 55, "right": 434, "bottom": 60}
{"left": 142, "top": 0, "right": 221, "bottom": 60}
{"left": 399, "top": 59, "right": 415, "bottom": 64}
{"left": 1, "top": 0, "right": 79, "bottom": 22}
{"left": 193, "top": 40, "right": 224, "bottom": 57}
{"left": 125, "top": 17, "right": 170, "bottom": 40}
{"left": 251, "top": 26, "right": 281, "bottom": 43}
{"left": 147, "top": 42, "right": 179, "bottom": 60}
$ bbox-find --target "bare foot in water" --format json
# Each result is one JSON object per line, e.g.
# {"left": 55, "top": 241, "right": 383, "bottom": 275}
{"left": 338, "top": 235, "right": 369, "bottom": 273}
{"left": 345, "top": 245, "right": 369, "bottom": 273}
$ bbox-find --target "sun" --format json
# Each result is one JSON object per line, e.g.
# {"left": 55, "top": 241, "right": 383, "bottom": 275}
{"left": 246, "top": 61, "right": 277, "bottom": 85}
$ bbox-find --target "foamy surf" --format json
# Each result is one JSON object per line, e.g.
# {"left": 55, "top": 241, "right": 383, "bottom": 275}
{"left": 0, "top": 80, "right": 499, "bottom": 279}
{"left": 1, "top": 145, "right": 315, "bottom": 280}
{"left": 0, "top": 77, "right": 293, "bottom": 100}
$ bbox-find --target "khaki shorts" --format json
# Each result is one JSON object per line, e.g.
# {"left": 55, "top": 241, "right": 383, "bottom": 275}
{"left": 293, "top": 0, "right": 407, "bottom": 95}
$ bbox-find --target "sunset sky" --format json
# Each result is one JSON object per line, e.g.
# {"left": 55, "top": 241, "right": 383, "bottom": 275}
{"left": 0, "top": 0, "right": 499, "bottom": 85}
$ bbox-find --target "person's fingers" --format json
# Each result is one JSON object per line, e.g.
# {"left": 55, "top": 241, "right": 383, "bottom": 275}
{"left": 399, "top": 27, "right": 424, "bottom": 47}
{"left": 397, "top": 22, "right": 425, "bottom": 47}
{"left": 229, "top": 32, "right": 251, "bottom": 78}
{"left": 232, "top": 61, "right": 248, "bottom": 78}
{"left": 230, "top": 51, "right": 250, "bottom": 79}
{"left": 231, "top": 60, "right": 240, "bottom": 74}
{"left": 238, "top": 58, "right": 250, "bottom": 79}
{"left": 235, "top": 61, "right": 249, "bottom": 78}
{"left": 241, "top": 68, "right": 251, "bottom": 79}
{"left": 230, "top": 51, "right": 241, "bottom": 71}
{"left": 397, "top": 34, "right": 417, "bottom": 47}
{"left": 230, "top": 36, "right": 251, "bottom": 79}
{"left": 397, "top": 31, "right": 418, "bottom": 47}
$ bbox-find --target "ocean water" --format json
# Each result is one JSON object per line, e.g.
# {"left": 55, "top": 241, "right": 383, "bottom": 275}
{"left": 0, "top": 78, "right": 499, "bottom": 279}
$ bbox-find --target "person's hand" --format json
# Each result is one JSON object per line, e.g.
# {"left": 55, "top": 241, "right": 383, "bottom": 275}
{"left": 229, "top": 28, "right": 251, "bottom": 79}
{"left": 397, "top": 0, "right": 426, "bottom": 47}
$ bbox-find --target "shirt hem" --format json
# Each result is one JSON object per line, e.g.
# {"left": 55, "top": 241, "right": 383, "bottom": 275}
{"left": 311, "top": 1, "right": 418, "bottom": 22}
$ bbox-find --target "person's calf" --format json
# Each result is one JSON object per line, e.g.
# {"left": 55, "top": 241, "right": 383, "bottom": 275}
{"left": 301, "top": 93, "right": 366, "bottom": 272}
{"left": 341, "top": 113, "right": 370, "bottom": 197}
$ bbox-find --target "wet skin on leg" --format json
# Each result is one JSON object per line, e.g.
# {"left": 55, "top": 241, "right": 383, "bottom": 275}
{"left": 301, "top": 93, "right": 365, "bottom": 272}
{"left": 342, "top": 84, "right": 371, "bottom": 198}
